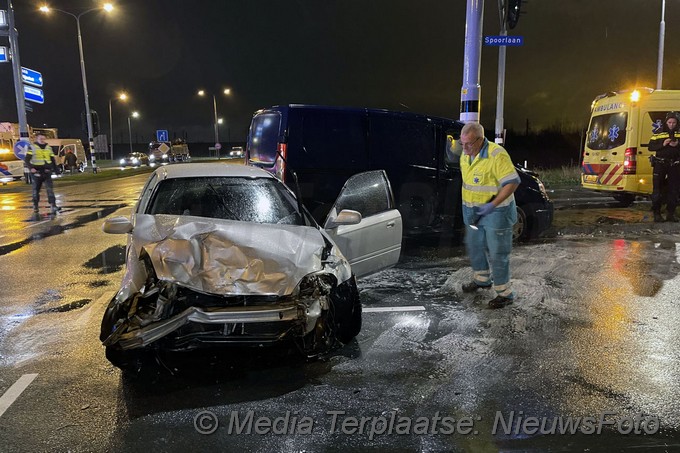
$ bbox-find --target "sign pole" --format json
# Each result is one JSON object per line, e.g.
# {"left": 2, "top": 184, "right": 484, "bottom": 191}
{"left": 6, "top": 0, "right": 29, "bottom": 141}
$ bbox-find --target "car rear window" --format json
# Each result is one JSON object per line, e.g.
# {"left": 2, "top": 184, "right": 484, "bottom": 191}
{"left": 147, "top": 177, "right": 305, "bottom": 225}
{"left": 587, "top": 112, "right": 627, "bottom": 150}
{"left": 248, "top": 113, "right": 281, "bottom": 166}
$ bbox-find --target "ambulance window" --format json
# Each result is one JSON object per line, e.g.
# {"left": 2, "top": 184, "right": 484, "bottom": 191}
{"left": 587, "top": 113, "right": 627, "bottom": 150}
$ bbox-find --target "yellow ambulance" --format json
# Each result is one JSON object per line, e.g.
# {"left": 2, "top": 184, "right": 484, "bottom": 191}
{"left": 581, "top": 88, "right": 680, "bottom": 206}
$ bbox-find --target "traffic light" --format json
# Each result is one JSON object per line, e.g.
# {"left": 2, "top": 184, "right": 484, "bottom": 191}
{"left": 507, "top": 0, "right": 522, "bottom": 29}
{"left": 81, "top": 110, "right": 101, "bottom": 136}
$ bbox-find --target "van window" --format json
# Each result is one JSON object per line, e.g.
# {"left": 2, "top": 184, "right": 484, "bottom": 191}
{"left": 587, "top": 112, "right": 627, "bottom": 150}
{"left": 301, "top": 111, "right": 367, "bottom": 168}
{"left": 249, "top": 112, "right": 281, "bottom": 165}
{"left": 369, "top": 116, "right": 436, "bottom": 167}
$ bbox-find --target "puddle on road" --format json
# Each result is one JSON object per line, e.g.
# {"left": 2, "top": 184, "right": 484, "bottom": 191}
{"left": 84, "top": 245, "right": 126, "bottom": 274}
{"left": 37, "top": 298, "right": 92, "bottom": 314}
{"left": 0, "top": 204, "right": 127, "bottom": 257}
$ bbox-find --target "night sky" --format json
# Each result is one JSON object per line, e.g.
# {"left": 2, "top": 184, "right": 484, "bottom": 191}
{"left": 1, "top": 0, "right": 678, "bottom": 145}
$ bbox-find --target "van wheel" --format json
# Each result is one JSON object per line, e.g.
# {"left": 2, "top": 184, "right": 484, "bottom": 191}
{"left": 612, "top": 193, "right": 635, "bottom": 207}
{"left": 513, "top": 205, "right": 529, "bottom": 241}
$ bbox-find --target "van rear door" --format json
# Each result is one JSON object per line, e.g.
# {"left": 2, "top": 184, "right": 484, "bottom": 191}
{"left": 323, "top": 170, "right": 402, "bottom": 279}
{"left": 582, "top": 111, "right": 628, "bottom": 188}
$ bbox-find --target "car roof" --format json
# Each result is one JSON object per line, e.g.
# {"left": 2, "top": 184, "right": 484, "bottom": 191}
{"left": 153, "top": 162, "right": 276, "bottom": 180}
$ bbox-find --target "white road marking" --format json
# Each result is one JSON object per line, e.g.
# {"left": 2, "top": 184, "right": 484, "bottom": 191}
{"left": 26, "top": 219, "right": 51, "bottom": 228}
{"left": 0, "top": 374, "right": 38, "bottom": 418}
{"left": 363, "top": 306, "right": 426, "bottom": 313}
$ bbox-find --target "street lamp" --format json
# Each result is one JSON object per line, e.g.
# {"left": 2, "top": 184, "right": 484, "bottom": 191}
{"left": 198, "top": 88, "right": 231, "bottom": 150}
{"left": 108, "top": 92, "right": 128, "bottom": 161}
{"left": 127, "top": 111, "right": 139, "bottom": 153}
{"left": 39, "top": 3, "right": 114, "bottom": 173}
{"left": 657, "top": 0, "right": 666, "bottom": 89}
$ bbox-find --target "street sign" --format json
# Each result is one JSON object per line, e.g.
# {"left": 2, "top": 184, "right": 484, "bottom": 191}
{"left": 158, "top": 142, "right": 170, "bottom": 153}
{"left": 215, "top": 143, "right": 222, "bottom": 150}
{"left": 156, "top": 129, "right": 168, "bottom": 142}
{"left": 0, "top": 46, "right": 8, "bottom": 63}
{"left": 21, "top": 67, "right": 43, "bottom": 87}
{"left": 23, "top": 85, "right": 44, "bottom": 104}
{"left": 13, "top": 140, "right": 31, "bottom": 160}
{"left": 484, "top": 35, "right": 524, "bottom": 46}
{"left": 0, "top": 10, "right": 7, "bottom": 28}
{"left": 24, "top": 102, "right": 33, "bottom": 113}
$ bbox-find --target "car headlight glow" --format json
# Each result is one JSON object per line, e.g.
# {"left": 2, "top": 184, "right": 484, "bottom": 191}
{"left": 162, "top": 154, "right": 168, "bottom": 159}
{"left": 119, "top": 159, "right": 126, "bottom": 164}
{"left": 132, "top": 158, "right": 139, "bottom": 164}
{"left": 149, "top": 155, "right": 155, "bottom": 161}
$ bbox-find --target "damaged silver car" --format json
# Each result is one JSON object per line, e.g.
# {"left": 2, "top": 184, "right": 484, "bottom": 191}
{"left": 100, "top": 163, "right": 402, "bottom": 370}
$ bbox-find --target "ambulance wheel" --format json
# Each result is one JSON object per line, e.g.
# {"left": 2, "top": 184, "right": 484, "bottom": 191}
{"left": 612, "top": 193, "right": 635, "bottom": 207}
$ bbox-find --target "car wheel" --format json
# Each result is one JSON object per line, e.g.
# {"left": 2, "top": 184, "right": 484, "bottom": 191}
{"left": 334, "top": 281, "right": 362, "bottom": 344}
{"left": 513, "top": 205, "right": 529, "bottom": 241}
{"left": 612, "top": 193, "right": 635, "bottom": 207}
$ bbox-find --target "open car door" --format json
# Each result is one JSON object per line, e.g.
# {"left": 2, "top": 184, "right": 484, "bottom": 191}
{"left": 323, "top": 170, "right": 402, "bottom": 278}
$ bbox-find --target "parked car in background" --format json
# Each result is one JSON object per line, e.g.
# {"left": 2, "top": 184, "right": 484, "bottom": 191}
{"left": 120, "top": 152, "right": 150, "bottom": 167}
{"left": 100, "top": 163, "right": 402, "bottom": 371}
{"left": 228, "top": 146, "right": 244, "bottom": 158}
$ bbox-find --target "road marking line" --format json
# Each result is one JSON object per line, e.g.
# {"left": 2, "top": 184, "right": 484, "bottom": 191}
{"left": 27, "top": 219, "right": 51, "bottom": 228}
{"left": 364, "top": 306, "right": 426, "bottom": 313}
{"left": 0, "top": 374, "right": 38, "bottom": 418}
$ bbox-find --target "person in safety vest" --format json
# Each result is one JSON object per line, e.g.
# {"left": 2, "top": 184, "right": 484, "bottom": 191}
{"left": 648, "top": 111, "right": 680, "bottom": 222}
{"left": 24, "top": 133, "right": 61, "bottom": 218}
{"left": 459, "top": 122, "right": 520, "bottom": 309}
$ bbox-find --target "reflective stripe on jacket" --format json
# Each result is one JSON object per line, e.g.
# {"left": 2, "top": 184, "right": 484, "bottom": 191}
{"left": 28, "top": 144, "right": 55, "bottom": 166}
{"left": 460, "top": 139, "right": 520, "bottom": 208}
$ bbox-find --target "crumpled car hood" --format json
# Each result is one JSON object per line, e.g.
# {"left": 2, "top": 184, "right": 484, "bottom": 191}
{"left": 131, "top": 214, "right": 329, "bottom": 297}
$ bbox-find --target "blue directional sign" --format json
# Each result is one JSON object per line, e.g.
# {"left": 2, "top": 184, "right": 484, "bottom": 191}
{"left": 0, "top": 46, "right": 8, "bottom": 63}
{"left": 156, "top": 130, "right": 169, "bottom": 142}
{"left": 484, "top": 35, "right": 524, "bottom": 46}
{"left": 23, "top": 85, "right": 45, "bottom": 104}
{"left": 13, "top": 140, "right": 31, "bottom": 160}
{"left": 21, "top": 67, "right": 43, "bottom": 87}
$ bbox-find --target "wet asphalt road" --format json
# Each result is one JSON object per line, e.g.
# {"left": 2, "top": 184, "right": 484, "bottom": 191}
{"left": 1, "top": 171, "right": 680, "bottom": 452}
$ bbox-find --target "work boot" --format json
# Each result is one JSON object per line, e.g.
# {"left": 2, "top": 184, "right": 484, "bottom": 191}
{"left": 654, "top": 212, "right": 665, "bottom": 222}
{"left": 50, "top": 205, "right": 61, "bottom": 215}
{"left": 488, "top": 295, "right": 514, "bottom": 309}
{"left": 32, "top": 206, "right": 40, "bottom": 221}
{"left": 462, "top": 281, "right": 491, "bottom": 293}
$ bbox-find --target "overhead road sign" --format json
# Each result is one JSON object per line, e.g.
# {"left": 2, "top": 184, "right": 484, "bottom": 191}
{"left": 23, "top": 85, "right": 44, "bottom": 104}
{"left": 484, "top": 36, "right": 524, "bottom": 46}
{"left": 156, "top": 130, "right": 168, "bottom": 142}
{"left": 21, "top": 67, "right": 43, "bottom": 87}
{"left": 0, "top": 46, "right": 8, "bottom": 63}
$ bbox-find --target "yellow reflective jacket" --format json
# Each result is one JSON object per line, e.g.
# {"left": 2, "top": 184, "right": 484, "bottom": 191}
{"left": 27, "top": 143, "right": 56, "bottom": 167}
{"left": 460, "top": 139, "right": 520, "bottom": 208}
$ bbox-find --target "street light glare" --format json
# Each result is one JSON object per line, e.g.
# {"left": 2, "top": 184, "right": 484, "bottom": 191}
{"left": 198, "top": 90, "right": 205, "bottom": 96}
{"left": 132, "top": 111, "right": 139, "bottom": 118}
{"left": 224, "top": 88, "right": 231, "bottom": 95}
{"left": 39, "top": 5, "right": 50, "bottom": 13}
{"left": 218, "top": 118, "right": 224, "bottom": 124}
{"left": 119, "top": 93, "right": 128, "bottom": 101}
{"left": 103, "top": 3, "right": 114, "bottom": 12}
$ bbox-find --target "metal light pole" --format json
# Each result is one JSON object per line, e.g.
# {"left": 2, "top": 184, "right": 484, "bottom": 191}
{"left": 198, "top": 88, "right": 231, "bottom": 155}
{"left": 460, "top": 0, "right": 484, "bottom": 123}
{"left": 127, "top": 111, "right": 139, "bottom": 153}
{"left": 657, "top": 0, "right": 666, "bottom": 90}
{"left": 108, "top": 92, "right": 127, "bottom": 161}
{"left": 39, "top": 4, "right": 114, "bottom": 173}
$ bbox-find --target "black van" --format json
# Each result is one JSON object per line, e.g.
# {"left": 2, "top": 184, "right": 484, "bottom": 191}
{"left": 246, "top": 104, "right": 553, "bottom": 240}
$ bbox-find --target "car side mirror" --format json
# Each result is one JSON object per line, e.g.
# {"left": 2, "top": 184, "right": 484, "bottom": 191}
{"left": 325, "top": 209, "right": 362, "bottom": 229}
{"left": 102, "top": 216, "right": 133, "bottom": 234}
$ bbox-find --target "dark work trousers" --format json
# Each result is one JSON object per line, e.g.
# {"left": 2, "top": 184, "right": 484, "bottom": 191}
{"left": 651, "top": 162, "right": 680, "bottom": 215}
{"left": 31, "top": 171, "right": 56, "bottom": 210}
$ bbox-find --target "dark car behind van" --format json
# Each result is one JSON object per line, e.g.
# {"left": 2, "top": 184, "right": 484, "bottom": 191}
{"left": 246, "top": 104, "right": 553, "bottom": 241}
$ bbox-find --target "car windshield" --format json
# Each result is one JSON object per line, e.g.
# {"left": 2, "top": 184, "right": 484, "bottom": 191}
{"left": 147, "top": 176, "right": 306, "bottom": 225}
